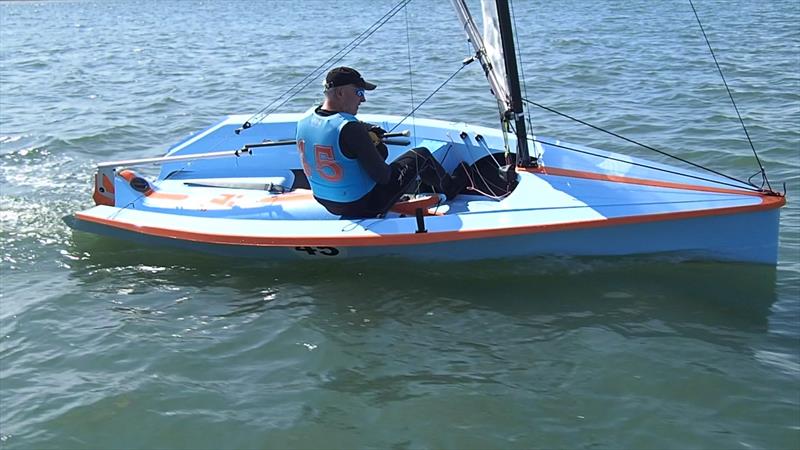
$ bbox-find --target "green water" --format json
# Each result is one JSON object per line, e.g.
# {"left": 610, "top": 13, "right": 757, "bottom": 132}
{"left": 1, "top": 1, "right": 798, "bottom": 449}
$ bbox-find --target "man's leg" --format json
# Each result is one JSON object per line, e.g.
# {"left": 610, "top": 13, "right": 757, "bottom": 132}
{"left": 400, "top": 147, "right": 468, "bottom": 200}
{"left": 366, "top": 147, "right": 469, "bottom": 215}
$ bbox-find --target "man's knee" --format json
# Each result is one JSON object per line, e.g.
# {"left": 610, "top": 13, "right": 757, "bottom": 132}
{"left": 393, "top": 146, "right": 431, "bottom": 169}
{"left": 410, "top": 146, "right": 432, "bottom": 158}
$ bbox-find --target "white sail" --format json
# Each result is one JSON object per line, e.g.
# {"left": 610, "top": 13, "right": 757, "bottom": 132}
{"left": 450, "top": 0, "right": 512, "bottom": 111}
{"left": 480, "top": 0, "right": 510, "bottom": 105}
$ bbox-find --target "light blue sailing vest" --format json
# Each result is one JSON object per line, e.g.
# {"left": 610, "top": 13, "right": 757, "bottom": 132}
{"left": 295, "top": 108, "right": 376, "bottom": 202}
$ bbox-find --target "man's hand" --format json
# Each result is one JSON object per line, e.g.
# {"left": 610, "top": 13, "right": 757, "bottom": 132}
{"left": 367, "top": 131, "right": 382, "bottom": 147}
{"left": 365, "top": 123, "right": 388, "bottom": 160}
{"left": 365, "top": 124, "right": 386, "bottom": 144}
{"left": 367, "top": 124, "right": 387, "bottom": 138}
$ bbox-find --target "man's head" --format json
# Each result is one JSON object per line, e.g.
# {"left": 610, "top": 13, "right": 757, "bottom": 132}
{"left": 322, "top": 67, "right": 376, "bottom": 115}
{"left": 324, "top": 67, "right": 377, "bottom": 91}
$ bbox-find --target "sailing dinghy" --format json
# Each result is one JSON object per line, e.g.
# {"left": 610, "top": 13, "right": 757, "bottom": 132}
{"left": 68, "top": 0, "right": 786, "bottom": 264}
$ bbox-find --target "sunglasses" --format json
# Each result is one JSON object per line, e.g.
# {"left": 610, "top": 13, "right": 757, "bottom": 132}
{"left": 354, "top": 88, "right": 365, "bottom": 98}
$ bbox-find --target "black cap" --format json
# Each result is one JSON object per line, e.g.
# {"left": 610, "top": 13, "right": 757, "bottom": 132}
{"left": 324, "top": 67, "right": 377, "bottom": 91}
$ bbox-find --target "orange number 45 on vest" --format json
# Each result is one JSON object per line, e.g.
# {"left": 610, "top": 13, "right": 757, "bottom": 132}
{"left": 297, "top": 140, "right": 344, "bottom": 182}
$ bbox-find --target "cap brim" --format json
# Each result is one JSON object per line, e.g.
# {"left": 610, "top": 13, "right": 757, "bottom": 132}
{"left": 362, "top": 81, "right": 377, "bottom": 91}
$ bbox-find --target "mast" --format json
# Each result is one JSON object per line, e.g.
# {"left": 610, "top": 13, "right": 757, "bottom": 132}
{"left": 494, "top": 0, "right": 532, "bottom": 167}
{"left": 450, "top": 0, "right": 534, "bottom": 168}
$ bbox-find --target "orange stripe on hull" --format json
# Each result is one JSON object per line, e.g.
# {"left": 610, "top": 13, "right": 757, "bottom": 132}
{"left": 75, "top": 194, "right": 784, "bottom": 248}
{"left": 520, "top": 166, "right": 770, "bottom": 197}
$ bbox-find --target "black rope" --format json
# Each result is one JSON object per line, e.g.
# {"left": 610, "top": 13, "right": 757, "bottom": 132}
{"left": 688, "top": 0, "right": 772, "bottom": 191}
{"left": 534, "top": 138, "right": 762, "bottom": 193}
{"left": 404, "top": 5, "right": 418, "bottom": 150}
{"left": 387, "top": 58, "right": 475, "bottom": 134}
{"left": 236, "top": 0, "right": 413, "bottom": 134}
{"left": 521, "top": 97, "right": 760, "bottom": 189}
{"left": 748, "top": 169, "right": 766, "bottom": 190}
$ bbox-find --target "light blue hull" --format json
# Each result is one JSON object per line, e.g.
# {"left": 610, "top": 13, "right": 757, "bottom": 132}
{"left": 71, "top": 197, "right": 781, "bottom": 264}
{"left": 69, "top": 114, "right": 785, "bottom": 265}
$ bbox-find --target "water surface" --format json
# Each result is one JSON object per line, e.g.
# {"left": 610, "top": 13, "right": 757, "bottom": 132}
{"left": 1, "top": 1, "right": 798, "bottom": 449}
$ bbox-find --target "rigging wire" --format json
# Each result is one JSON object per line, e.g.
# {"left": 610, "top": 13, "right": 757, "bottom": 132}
{"left": 521, "top": 97, "right": 762, "bottom": 190}
{"left": 386, "top": 57, "right": 475, "bottom": 134}
{"left": 167, "top": 1, "right": 775, "bottom": 201}
{"left": 504, "top": 1, "right": 774, "bottom": 194}
{"left": 508, "top": 0, "right": 536, "bottom": 158}
{"left": 533, "top": 137, "right": 763, "bottom": 193}
{"left": 164, "top": 0, "right": 413, "bottom": 186}
{"left": 688, "top": 0, "right": 772, "bottom": 192}
{"left": 404, "top": 6, "right": 417, "bottom": 148}
{"left": 403, "top": 4, "right": 422, "bottom": 195}
{"left": 235, "top": 0, "right": 413, "bottom": 134}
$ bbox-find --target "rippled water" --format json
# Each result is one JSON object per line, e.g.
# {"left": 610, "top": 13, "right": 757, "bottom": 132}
{"left": 1, "top": 1, "right": 799, "bottom": 449}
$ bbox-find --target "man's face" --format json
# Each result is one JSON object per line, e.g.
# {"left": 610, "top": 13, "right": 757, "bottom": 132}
{"left": 340, "top": 84, "right": 366, "bottom": 115}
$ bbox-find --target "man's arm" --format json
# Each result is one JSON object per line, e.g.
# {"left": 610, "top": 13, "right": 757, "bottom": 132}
{"left": 339, "top": 122, "right": 392, "bottom": 184}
